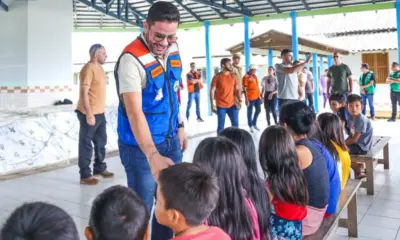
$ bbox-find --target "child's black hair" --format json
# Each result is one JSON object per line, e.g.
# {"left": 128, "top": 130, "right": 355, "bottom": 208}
{"left": 329, "top": 93, "right": 346, "bottom": 104}
{"left": 347, "top": 94, "right": 362, "bottom": 104}
{"left": 159, "top": 162, "right": 220, "bottom": 225}
{"left": 318, "top": 113, "right": 349, "bottom": 152}
{"left": 1, "top": 202, "right": 79, "bottom": 240}
{"left": 259, "top": 126, "right": 309, "bottom": 206}
{"left": 219, "top": 127, "right": 270, "bottom": 240}
{"left": 279, "top": 101, "right": 315, "bottom": 135}
{"left": 89, "top": 185, "right": 149, "bottom": 240}
{"left": 193, "top": 137, "right": 254, "bottom": 240}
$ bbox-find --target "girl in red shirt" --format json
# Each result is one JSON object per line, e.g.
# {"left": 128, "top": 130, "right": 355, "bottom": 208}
{"left": 259, "top": 126, "right": 308, "bottom": 240}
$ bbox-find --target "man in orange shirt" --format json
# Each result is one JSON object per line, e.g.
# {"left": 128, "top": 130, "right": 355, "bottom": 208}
{"left": 210, "top": 58, "right": 242, "bottom": 134}
{"left": 186, "top": 62, "right": 204, "bottom": 122}
{"left": 76, "top": 44, "right": 114, "bottom": 185}
{"left": 243, "top": 64, "right": 262, "bottom": 132}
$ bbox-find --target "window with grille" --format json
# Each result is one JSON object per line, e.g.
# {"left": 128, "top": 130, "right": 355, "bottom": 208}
{"left": 361, "top": 52, "right": 389, "bottom": 84}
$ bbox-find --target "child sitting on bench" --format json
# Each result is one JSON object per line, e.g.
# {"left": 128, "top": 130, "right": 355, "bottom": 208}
{"left": 345, "top": 94, "right": 374, "bottom": 178}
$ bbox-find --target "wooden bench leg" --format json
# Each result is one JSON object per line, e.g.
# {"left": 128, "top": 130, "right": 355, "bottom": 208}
{"left": 347, "top": 193, "right": 358, "bottom": 238}
{"left": 366, "top": 158, "right": 374, "bottom": 195}
{"left": 384, "top": 143, "right": 390, "bottom": 170}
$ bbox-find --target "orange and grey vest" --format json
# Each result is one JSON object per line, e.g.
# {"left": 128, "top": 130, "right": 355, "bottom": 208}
{"left": 114, "top": 37, "right": 182, "bottom": 146}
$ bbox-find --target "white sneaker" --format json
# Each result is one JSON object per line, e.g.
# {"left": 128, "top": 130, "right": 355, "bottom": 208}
{"left": 254, "top": 126, "right": 260, "bottom": 131}
{"left": 250, "top": 127, "right": 255, "bottom": 133}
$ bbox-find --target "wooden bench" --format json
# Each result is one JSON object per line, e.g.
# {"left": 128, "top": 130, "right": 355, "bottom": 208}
{"left": 350, "top": 136, "right": 391, "bottom": 195}
{"left": 304, "top": 179, "right": 362, "bottom": 240}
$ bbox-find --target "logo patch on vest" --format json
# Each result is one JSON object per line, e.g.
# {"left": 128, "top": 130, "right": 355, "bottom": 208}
{"left": 174, "top": 81, "right": 180, "bottom": 92}
{"left": 151, "top": 65, "right": 164, "bottom": 79}
{"left": 155, "top": 89, "right": 163, "bottom": 101}
{"left": 170, "top": 60, "right": 181, "bottom": 68}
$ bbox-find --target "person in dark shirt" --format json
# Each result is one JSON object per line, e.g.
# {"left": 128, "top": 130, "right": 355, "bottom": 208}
{"left": 359, "top": 63, "right": 376, "bottom": 120}
{"left": 327, "top": 53, "right": 353, "bottom": 100}
{"left": 186, "top": 62, "right": 204, "bottom": 122}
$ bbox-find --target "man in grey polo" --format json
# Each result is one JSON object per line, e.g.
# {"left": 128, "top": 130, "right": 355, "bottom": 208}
{"left": 275, "top": 49, "right": 311, "bottom": 107}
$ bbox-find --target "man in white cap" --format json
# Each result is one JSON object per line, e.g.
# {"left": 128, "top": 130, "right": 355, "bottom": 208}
{"left": 243, "top": 64, "right": 262, "bottom": 132}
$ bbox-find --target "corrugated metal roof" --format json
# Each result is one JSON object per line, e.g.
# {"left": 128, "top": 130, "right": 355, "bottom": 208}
{"left": 73, "top": 0, "right": 395, "bottom": 28}
{"left": 306, "top": 31, "right": 398, "bottom": 52}
{"left": 298, "top": 9, "right": 396, "bottom": 36}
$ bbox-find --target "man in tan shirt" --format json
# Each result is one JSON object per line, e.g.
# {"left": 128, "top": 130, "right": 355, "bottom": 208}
{"left": 76, "top": 44, "right": 114, "bottom": 185}
{"left": 232, "top": 53, "right": 243, "bottom": 89}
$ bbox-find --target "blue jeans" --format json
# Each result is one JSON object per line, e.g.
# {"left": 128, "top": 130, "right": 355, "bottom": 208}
{"left": 217, "top": 105, "right": 239, "bottom": 134}
{"left": 186, "top": 91, "right": 201, "bottom": 119}
{"left": 247, "top": 98, "right": 261, "bottom": 127}
{"left": 119, "top": 136, "right": 183, "bottom": 240}
{"left": 361, "top": 93, "right": 375, "bottom": 117}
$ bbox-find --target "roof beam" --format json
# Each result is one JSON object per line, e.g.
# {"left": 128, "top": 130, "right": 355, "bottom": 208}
{"left": 105, "top": 0, "right": 115, "bottom": 13}
{"left": 127, "top": 2, "right": 146, "bottom": 19}
{"left": 175, "top": 0, "right": 202, "bottom": 21}
{"left": 0, "top": 0, "right": 8, "bottom": 11}
{"left": 189, "top": 0, "right": 250, "bottom": 16}
{"left": 78, "top": 0, "right": 138, "bottom": 26}
{"left": 232, "top": 0, "right": 251, "bottom": 15}
{"left": 265, "top": 0, "right": 280, "bottom": 13}
{"left": 299, "top": 0, "right": 310, "bottom": 10}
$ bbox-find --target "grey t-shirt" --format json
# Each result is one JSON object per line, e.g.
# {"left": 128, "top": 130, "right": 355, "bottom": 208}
{"left": 261, "top": 76, "right": 278, "bottom": 92}
{"left": 347, "top": 114, "right": 373, "bottom": 152}
{"left": 275, "top": 63, "right": 298, "bottom": 100}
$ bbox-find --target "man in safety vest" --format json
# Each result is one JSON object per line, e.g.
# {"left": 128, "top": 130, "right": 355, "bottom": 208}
{"left": 359, "top": 63, "right": 376, "bottom": 120}
{"left": 186, "top": 62, "right": 204, "bottom": 121}
{"left": 114, "top": 2, "right": 188, "bottom": 239}
{"left": 243, "top": 64, "right": 262, "bottom": 133}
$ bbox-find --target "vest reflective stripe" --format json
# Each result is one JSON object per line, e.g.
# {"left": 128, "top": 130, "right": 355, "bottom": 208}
{"left": 115, "top": 37, "right": 182, "bottom": 146}
{"left": 359, "top": 71, "right": 376, "bottom": 94}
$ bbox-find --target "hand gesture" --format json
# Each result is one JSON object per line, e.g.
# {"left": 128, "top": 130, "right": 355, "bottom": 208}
{"left": 149, "top": 153, "right": 174, "bottom": 180}
{"left": 306, "top": 53, "right": 312, "bottom": 63}
{"left": 177, "top": 128, "right": 188, "bottom": 153}
{"left": 212, "top": 105, "right": 217, "bottom": 114}
{"left": 86, "top": 115, "right": 96, "bottom": 126}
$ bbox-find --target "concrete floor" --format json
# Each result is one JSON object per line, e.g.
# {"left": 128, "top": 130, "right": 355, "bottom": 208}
{"left": 0, "top": 116, "right": 400, "bottom": 239}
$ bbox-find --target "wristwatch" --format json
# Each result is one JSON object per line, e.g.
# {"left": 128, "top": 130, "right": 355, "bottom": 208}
{"left": 178, "top": 122, "right": 184, "bottom": 128}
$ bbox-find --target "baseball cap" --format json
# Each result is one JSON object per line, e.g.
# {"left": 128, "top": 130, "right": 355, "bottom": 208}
{"left": 232, "top": 53, "right": 241, "bottom": 59}
{"left": 249, "top": 64, "right": 257, "bottom": 69}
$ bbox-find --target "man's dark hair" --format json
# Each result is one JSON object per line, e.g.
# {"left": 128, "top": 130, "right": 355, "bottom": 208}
{"left": 190, "top": 62, "right": 195, "bottom": 66}
{"left": 281, "top": 49, "right": 292, "bottom": 57}
{"left": 89, "top": 185, "right": 149, "bottom": 240}
{"left": 361, "top": 63, "right": 369, "bottom": 69}
{"left": 221, "top": 58, "right": 231, "bottom": 68}
{"left": 347, "top": 94, "right": 362, "bottom": 104}
{"left": 392, "top": 62, "right": 399, "bottom": 67}
{"left": 146, "top": 1, "right": 180, "bottom": 26}
{"left": 1, "top": 202, "right": 79, "bottom": 240}
{"left": 329, "top": 93, "right": 346, "bottom": 104}
{"left": 159, "top": 163, "right": 220, "bottom": 225}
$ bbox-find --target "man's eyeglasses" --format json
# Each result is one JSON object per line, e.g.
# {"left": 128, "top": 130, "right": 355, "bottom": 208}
{"left": 154, "top": 33, "right": 178, "bottom": 43}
